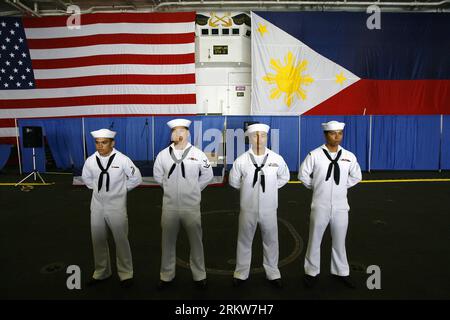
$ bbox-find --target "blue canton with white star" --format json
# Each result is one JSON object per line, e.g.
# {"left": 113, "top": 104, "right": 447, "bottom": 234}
{"left": 0, "top": 17, "right": 35, "bottom": 90}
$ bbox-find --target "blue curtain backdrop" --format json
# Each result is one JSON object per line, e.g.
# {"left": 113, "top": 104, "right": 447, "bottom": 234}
{"left": 18, "top": 118, "right": 84, "bottom": 173}
{"left": 84, "top": 117, "right": 154, "bottom": 161}
{"left": 371, "top": 115, "right": 441, "bottom": 170}
{"left": 0, "top": 144, "right": 12, "bottom": 171}
{"left": 196, "top": 116, "right": 225, "bottom": 151}
{"left": 42, "top": 118, "right": 84, "bottom": 170}
{"left": 268, "top": 116, "right": 299, "bottom": 171}
{"left": 440, "top": 116, "right": 450, "bottom": 170}
{"left": 125, "top": 117, "right": 153, "bottom": 161}
{"left": 13, "top": 115, "right": 447, "bottom": 173}
{"left": 300, "top": 116, "right": 369, "bottom": 171}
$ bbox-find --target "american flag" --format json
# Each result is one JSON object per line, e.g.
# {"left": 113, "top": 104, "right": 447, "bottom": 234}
{"left": 0, "top": 12, "right": 197, "bottom": 144}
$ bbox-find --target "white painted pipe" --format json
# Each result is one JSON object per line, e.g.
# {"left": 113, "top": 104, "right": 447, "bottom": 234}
{"left": 155, "top": 0, "right": 450, "bottom": 9}
{"left": 4, "top": 0, "right": 41, "bottom": 17}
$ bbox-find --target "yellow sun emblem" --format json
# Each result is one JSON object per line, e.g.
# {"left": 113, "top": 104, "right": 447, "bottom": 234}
{"left": 257, "top": 23, "right": 268, "bottom": 36}
{"left": 262, "top": 51, "right": 314, "bottom": 107}
{"left": 335, "top": 71, "right": 347, "bottom": 85}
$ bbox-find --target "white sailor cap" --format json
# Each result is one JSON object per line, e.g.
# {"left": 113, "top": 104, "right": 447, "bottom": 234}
{"left": 321, "top": 121, "right": 345, "bottom": 131}
{"left": 90, "top": 128, "right": 116, "bottom": 139}
{"left": 246, "top": 123, "right": 270, "bottom": 135}
{"left": 167, "top": 118, "right": 191, "bottom": 129}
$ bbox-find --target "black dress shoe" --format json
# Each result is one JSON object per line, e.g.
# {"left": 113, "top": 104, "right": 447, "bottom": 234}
{"left": 333, "top": 275, "right": 356, "bottom": 289}
{"left": 269, "top": 278, "right": 283, "bottom": 289}
{"left": 304, "top": 275, "right": 318, "bottom": 288}
{"left": 157, "top": 279, "right": 173, "bottom": 290}
{"left": 120, "top": 278, "right": 134, "bottom": 288}
{"left": 86, "top": 277, "right": 110, "bottom": 287}
{"left": 194, "top": 279, "right": 208, "bottom": 290}
{"left": 232, "top": 278, "right": 247, "bottom": 287}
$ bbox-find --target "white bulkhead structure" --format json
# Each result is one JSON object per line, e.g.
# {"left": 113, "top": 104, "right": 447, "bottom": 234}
{"left": 195, "top": 12, "right": 251, "bottom": 115}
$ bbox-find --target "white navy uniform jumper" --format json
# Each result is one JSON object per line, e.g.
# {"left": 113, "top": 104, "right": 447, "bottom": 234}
{"left": 299, "top": 144, "right": 362, "bottom": 277}
{"left": 229, "top": 148, "right": 290, "bottom": 281}
{"left": 153, "top": 142, "right": 214, "bottom": 282}
{"left": 82, "top": 148, "right": 142, "bottom": 281}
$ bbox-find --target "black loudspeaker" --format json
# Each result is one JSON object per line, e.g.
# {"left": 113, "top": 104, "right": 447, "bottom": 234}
{"left": 22, "top": 126, "right": 43, "bottom": 148}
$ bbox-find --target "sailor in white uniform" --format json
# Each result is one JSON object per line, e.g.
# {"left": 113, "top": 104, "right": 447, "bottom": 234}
{"left": 153, "top": 119, "right": 214, "bottom": 290}
{"left": 229, "top": 123, "right": 290, "bottom": 288}
{"left": 298, "top": 121, "right": 362, "bottom": 288}
{"left": 82, "top": 128, "right": 142, "bottom": 288}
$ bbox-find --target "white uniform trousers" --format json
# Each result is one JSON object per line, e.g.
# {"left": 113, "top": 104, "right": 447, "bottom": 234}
{"left": 160, "top": 209, "right": 206, "bottom": 282}
{"left": 234, "top": 210, "right": 281, "bottom": 281}
{"left": 90, "top": 210, "right": 133, "bottom": 281}
{"left": 304, "top": 208, "right": 349, "bottom": 277}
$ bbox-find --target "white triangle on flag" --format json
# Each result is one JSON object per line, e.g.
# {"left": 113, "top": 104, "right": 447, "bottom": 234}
{"left": 251, "top": 12, "right": 361, "bottom": 115}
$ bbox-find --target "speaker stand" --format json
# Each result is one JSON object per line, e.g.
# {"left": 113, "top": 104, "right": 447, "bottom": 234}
{"left": 15, "top": 147, "right": 47, "bottom": 186}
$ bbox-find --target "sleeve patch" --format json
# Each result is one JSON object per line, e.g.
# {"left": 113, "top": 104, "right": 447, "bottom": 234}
{"left": 202, "top": 159, "right": 211, "bottom": 168}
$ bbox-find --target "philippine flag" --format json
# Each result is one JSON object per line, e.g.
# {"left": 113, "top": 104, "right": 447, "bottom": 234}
{"left": 251, "top": 11, "right": 450, "bottom": 115}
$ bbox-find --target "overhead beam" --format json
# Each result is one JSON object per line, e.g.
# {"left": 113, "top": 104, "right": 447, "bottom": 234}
{"left": 154, "top": 0, "right": 450, "bottom": 10}
{"left": 4, "top": 0, "right": 42, "bottom": 17}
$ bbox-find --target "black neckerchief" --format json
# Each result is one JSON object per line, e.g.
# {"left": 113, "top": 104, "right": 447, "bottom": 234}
{"left": 322, "top": 148, "right": 342, "bottom": 185}
{"left": 95, "top": 153, "right": 116, "bottom": 192}
{"left": 249, "top": 152, "right": 269, "bottom": 192}
{"left": 168, "top": 145, "right": 192, "bottom": 179}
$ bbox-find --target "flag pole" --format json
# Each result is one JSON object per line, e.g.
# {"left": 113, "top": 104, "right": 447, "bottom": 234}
{"left": 15, "top": 118, "right": 22, "bottom": 175}
{"left": 439, "top": 114, "right": 443, "bottom": 172}
{"left": 368, "top": 114, "right": 372, "bottom": 173}
{"left": 298, "top": 115, "right": 301, "bottom": 170}
{"left": 82, "top": 117, "right": 86, "bottom": 161}
{"left": 152, "top": 116, "right": 155, "bottom": 161}
{"left": 223, "top": 115, "right": 227, "bottom": 183}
